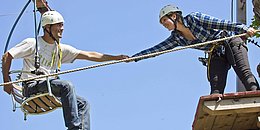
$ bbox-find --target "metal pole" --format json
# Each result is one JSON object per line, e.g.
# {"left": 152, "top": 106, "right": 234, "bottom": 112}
{"left": 236, "top": 0, "right": 247, "bottom": 92}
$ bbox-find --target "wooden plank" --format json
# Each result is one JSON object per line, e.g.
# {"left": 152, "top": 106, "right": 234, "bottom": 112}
{"left": 23, "top": 105, "right": 35, "bottom": 113}
{"left": 203, "top": 97, "right": 260, "bottom": 115}
{"left": 47, "top": 95, "right": 62, "bottom": 107}
{"left": 40, "top": 96, "right": 56, "bottom": 108}
{"left": 20, "top": 93, "right": 62, "bottom": 115}
{"left": 25, "top": 101, "right": 36, "bottom": 111}
{"left": 32, "top": 98, "right": 50, "bottom": 111}
{"left": 26, "top": 100, "right": 43, "bottom": 113}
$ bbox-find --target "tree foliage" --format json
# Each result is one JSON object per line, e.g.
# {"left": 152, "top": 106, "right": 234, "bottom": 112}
{"left": 251, "top": 0, "right": 260, "bottom": 38}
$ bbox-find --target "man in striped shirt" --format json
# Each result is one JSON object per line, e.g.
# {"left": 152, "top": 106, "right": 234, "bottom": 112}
{"left": 132, "top": 4, "right": 259, "bottom": 94}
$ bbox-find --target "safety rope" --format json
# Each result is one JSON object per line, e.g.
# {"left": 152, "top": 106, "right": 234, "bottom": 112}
{"left": 1, "top": 31, "right": 259, "bottom": 86}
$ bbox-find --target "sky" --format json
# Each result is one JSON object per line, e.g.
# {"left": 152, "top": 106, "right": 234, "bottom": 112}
{"left": 1, "top": 0, "right": 260, "bottom": 130}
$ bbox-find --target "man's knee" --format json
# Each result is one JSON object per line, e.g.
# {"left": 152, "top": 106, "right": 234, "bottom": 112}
{"left": 78, "top": 97, "right": 90, "bottom": 110}
{"left": 59, "top": 80, "right": 75, "bottom": 93}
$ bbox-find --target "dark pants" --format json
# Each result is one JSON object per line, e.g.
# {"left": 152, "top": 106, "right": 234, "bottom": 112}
{"left": 208, "top": 37, "right": 259, "bottom": 94}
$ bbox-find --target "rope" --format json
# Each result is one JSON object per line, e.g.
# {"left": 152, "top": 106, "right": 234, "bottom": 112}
{"left": 1, "top": 31, "right": 259, "bottom": 86}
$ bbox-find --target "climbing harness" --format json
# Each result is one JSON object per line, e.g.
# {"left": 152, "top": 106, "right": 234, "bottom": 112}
{"left": 199, "top": 31, "right": 259, "bottom": 81}
{"left": 206, "top": 31, "right": 236, "bottom": 81}
{"left": 206, "top": 43, "right": 218, "bottom": 81}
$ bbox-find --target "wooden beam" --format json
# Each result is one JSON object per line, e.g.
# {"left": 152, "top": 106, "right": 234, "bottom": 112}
{"left": 203, "top": 97, "right": 260, "bottom": 115}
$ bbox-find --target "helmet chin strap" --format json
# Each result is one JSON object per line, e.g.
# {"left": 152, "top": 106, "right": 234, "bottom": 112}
{"left": 44, "top": 25, "right": 59, "bottom": 43}
{"left": 166, "top": 15, "right": 177, "bottom": 32}
{"left": 166, "top": 14, "right": 181, "bottom": 32}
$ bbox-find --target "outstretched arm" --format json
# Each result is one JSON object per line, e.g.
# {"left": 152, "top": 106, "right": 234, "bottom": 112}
{"left": 75, "top": 51, "right": 129, "bottom": 62}
{"left": 132, "top": 35, "right": 178, "bottom": 61}
{"left": 2, "top": 52, "right": 14, "bottom": 95}
{"left": 191, "top": 12, "right": 249, "bottom": 33}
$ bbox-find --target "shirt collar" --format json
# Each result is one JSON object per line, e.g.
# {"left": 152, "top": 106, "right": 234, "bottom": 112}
{"left": 183, "top": 16, "right": 189, "bottom": 28}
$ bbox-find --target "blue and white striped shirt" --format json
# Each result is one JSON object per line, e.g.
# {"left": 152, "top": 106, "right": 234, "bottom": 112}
{"left": 132, "top": 12, "right": 248, "bottom": 58}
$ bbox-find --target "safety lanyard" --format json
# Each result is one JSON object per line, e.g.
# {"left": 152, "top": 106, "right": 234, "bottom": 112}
{"left": 57, "top": 43, "right": 62, "bottom": 71}
{"left": 50, "top": 41, "right": 62, "bottom": 72}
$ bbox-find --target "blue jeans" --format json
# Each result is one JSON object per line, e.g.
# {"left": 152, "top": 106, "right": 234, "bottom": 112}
{"left": 23, "top": 79, "right": 90, "bottom": 130}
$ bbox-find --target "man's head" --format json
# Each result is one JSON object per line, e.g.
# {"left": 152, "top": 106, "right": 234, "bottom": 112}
{"left": 159, "top": 5, "right": 182, "bottom": 31}
{"left": 41, "top": 11, "right": 64, "bottom": 41}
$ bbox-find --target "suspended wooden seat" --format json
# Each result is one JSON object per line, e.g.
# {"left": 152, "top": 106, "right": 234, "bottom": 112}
{"left": 10, "top": 70, "right": 62, "bottom": 120}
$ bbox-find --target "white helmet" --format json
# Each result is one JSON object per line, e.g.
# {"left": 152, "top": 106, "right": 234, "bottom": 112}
{"left": 41, "top": 10, "right": 64, "bottom": 27}
{"left": 159, "top": 5, "right": 182, "bottom": 22}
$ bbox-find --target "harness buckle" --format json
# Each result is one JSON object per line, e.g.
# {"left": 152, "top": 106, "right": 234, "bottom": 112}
{"left": 198, "top": 52, "right": 209, "bottom": 67}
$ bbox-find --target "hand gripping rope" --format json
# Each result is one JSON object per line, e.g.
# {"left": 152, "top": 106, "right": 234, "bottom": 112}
{"left": 1, "top": 30, "right": 259, "bottom": 87}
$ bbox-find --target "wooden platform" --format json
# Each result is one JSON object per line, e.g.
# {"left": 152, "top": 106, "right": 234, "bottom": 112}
{"left": 192, "top": 91, "right": 260, "bottom": 130}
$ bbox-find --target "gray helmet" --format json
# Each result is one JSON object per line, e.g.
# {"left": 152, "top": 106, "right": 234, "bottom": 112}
{"left": 159, "top": 5, "right": 182, "bottom": 22}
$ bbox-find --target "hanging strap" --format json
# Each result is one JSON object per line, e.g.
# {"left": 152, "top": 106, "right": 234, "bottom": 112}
{"left": 206, "top": 44, "right": 218, "bottom": 81}
{"left": 57, "top": 42, "right": 62, "bottom": 71}
{"left": 50, "top": 41, "right": 62, "bottom": 72}
{"left": 33, "top": 0, "right": 52, "bottom": 14}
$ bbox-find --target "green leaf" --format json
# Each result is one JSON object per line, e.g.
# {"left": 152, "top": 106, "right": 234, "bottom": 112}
{"left": 250, "top": 16, "right": 260, "bottom": 38}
